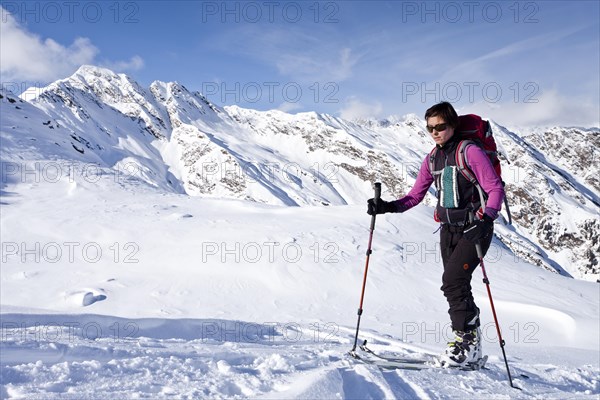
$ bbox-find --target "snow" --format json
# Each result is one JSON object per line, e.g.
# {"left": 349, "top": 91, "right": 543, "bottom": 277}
{"left": 0, "top": 171, "right": 598, "bottom": 398}
{"left": 1, "top": 68, "right": 599, "bottom": 398}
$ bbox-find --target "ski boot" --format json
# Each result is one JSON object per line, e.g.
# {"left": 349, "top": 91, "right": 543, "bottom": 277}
{"left": 440, "top": 327, "right": 483, "bottom": 368}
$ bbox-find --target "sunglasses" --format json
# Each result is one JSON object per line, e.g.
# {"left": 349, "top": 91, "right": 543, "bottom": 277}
{"left": 426, "top": 123, "right": 448, "bottom": 133}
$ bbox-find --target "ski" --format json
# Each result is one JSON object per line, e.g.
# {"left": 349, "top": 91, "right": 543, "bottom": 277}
{"left": 359, "top": 340, "right": 430, "bottom": 364}
{"left": 351, "top": 352, "right": 488, "bottom": 372}
{"left": 350, "top": 340, "right": 488, "bottom": 372}
{"left": 350, "top": 351, "right": 432, "bottom": 371}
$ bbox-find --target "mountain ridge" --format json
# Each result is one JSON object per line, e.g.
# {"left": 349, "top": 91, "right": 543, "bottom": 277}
{"left": 1, "top": 65, "right": 598, "bottom": 280}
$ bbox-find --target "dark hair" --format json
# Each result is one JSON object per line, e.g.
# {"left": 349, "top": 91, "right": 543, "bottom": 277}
{"left": 424, "top": 101, "right": 459, "bottom": 128}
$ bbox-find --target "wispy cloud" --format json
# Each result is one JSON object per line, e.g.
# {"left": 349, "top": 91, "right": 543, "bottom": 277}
{"left": 276, "top": 47, "right": 358, "bottom": 82}
{"left": 470, "top": 90, "right": 600, "bottom": 127}
{"left": 207, "top": 25, "right": 362, "bottom": 83}
{"left": 102, "top": 56, "right": 145, "bottom": 73}
{"left": 277, "top": 101, "right": 303, "bottom": 113}
{"left": 339, "top": 96, "right": 383, "bottom": 120}
{"left": 440, "top": 26, "right": 586, "bottom": 81}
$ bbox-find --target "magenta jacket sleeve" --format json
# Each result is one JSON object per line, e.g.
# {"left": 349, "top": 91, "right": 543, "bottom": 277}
{"left": 392, "top": 155, "right": 434, "bottom": 212}
{"left": 465, "top": 145, "right": 505, "bottom": 219}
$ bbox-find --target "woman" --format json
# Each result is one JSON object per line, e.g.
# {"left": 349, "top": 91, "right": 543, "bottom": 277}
{"left": 367, "top": 101, "right": 505, "bottom": 366}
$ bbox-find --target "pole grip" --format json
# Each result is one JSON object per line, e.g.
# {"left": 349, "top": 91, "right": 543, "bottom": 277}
{"left": 475, "top": 240, "right": 484, "bottom": 258}
{"left": 370, "top": 182, "right": 381, "bottom": 231}
{"left": 373, "top": 182, "right": 381, "bottom": 201}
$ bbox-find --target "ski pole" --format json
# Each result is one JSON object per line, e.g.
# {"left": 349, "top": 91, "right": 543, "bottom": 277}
{"left": 469, "top": 211, "right": 519, "bottom": 389}
{"left": 350, "top": 182, "right": 381, "bottom": 357}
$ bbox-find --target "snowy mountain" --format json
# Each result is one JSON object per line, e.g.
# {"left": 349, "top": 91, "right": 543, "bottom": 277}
{"left": 0, "top": 66, "right": 599, "bottom": 398}
{"left": 2, "top": 65, "right": 598, "bottom": 281}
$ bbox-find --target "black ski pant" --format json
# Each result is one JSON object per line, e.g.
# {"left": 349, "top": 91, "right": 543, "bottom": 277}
{"left": 440, "top": 224, "right": 493, "bottom": 332}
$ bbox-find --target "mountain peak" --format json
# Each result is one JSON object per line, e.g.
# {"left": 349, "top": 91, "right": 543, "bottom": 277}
{"left": 70, "top": 65, "right": 137, "bottom": 90}
{"left": 74, "top": 65, "right": 121, "bottom": 80}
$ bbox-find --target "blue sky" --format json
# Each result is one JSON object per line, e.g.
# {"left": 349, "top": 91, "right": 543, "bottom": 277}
{"left": 1, "top": 1, "right": 598, "bottom": 126}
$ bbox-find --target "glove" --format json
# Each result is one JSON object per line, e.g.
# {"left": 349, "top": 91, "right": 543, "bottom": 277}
{"left": 367, "top": 198, "right": 397, "bottom": 215}
{"left": 463, "top": 214, "right": 494, "bottom": 243}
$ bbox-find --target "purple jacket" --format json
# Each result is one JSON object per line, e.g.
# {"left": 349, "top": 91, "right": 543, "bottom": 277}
{"left": 394, "top": 145, "right": 505, "bottom": 219}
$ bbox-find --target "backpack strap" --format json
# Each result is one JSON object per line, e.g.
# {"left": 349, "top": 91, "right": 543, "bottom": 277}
{"left": 428, "top": 147, "right": 444, "bottom": 180}
{"left": 455, "top": 140, "right": 477, "bottom": 184}
{"left": 455, "top": 140, "right": 488, "bottom": 215}
{"left": 428, "top": 147, "right": 442, "bottom": 223}
{"left": 428, "top": 147, "right": 437, "bottom": 175}
{"left": 484, "top": 119, "right": 493, "bottom": 139}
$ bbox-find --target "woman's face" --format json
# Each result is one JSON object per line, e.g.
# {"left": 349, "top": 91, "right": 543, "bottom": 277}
{"left": 427, "top": 115, "right": 455, "bottom": 146}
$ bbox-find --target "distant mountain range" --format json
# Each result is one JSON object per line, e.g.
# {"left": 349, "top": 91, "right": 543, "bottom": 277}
{"left": 1, "top": 65, "right": 598, "bottom": 280}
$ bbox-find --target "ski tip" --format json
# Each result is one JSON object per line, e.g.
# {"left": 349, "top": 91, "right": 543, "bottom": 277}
{"left": 435, "top": 355, "right": 488, "bottom": 371}
{"left": 433, "top": 359, "right": 443, "bottom": 368}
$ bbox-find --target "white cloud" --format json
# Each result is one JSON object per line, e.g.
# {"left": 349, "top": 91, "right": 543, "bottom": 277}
{"left": 339, "top": 96, "right": 383, "bottom": 120}
{"left": 277, "top": 101, "right": 303, "bottom": 113}
{"left": 0, "top": 7, "right": 143, "bottom": 84}
{"left": 102, "top": 55, "right": 145, "bottom": 73}
{"left": 469, "top": 90, "right": 600, "bottom": 128}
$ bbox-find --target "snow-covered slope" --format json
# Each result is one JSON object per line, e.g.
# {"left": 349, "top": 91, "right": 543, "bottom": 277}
{"left": 0, "top": 172, "right": 598, "bottom": 398}
{"left": 494, "top": 124, "right": 600, "bottom": 279}
{"left": 2, "top": 65, "right": 598, "bottom": 280}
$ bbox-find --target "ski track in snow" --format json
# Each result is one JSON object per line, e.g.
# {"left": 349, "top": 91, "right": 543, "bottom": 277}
{"left": 1, "top": 314, "right": 598, "bottom": 399}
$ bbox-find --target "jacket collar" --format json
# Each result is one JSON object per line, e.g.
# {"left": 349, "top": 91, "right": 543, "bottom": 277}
{"left": 436, "top": 134, "right": 460, "bottom": 151}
